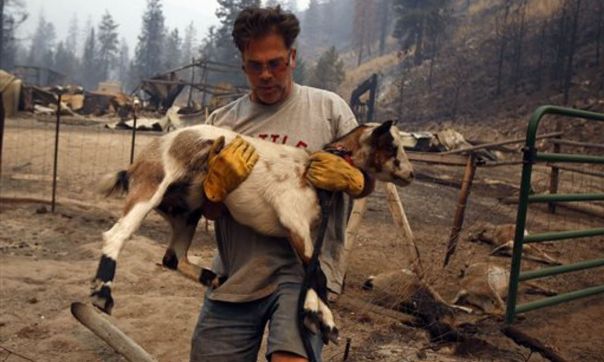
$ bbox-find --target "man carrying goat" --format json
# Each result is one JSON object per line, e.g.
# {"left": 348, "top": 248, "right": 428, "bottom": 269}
{"left": 190, "top": 6, "right": 375, "bottom": 362}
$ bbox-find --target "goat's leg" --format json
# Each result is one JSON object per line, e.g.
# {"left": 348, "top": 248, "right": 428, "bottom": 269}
{"left": 161, "top": 210, "right": 205, "bottom": 283}
{"left": 91, "top": 176, "right": 174, "bottom": 314}
{"left": 275, "top": 202, "right": 341, "bottom": 343}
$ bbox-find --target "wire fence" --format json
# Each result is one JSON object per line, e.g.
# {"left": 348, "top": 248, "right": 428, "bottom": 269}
{"left": 0, "top": 114, "right": 160, "bottom": 206}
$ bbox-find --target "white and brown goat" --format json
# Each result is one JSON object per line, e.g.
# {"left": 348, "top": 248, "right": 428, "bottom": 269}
{"left": 90, "top": 120, "right": 414, "bottom": 342}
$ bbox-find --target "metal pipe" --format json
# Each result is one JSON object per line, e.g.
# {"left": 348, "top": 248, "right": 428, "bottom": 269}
{"left": 515, "top": 284, "right": 604, "bottom": 314}
{"left": 546, "top": 163, "right": 604, "bottom": 178}
{"left": 548, "top": 136, "right": 561, "bottom": 213}
{"left": 536, "top": 152, "right": 604, "bottom": 164}
{"left": 528, "top": 193, "right": 604, "bottom": 203}
{"left": 519, "top": 258, "right": 604, "bottom": 281}
{"left": 549, "top": 138, "right": 604, "bottom": 150}
{"left": 524, "top": 227, "right": 604, "bottom": 243}
{"left": 51, "top": 92, "right": 62, "bottom": 212}
{"left": 506, "top": 105, "right": 604, "bottom": 324}
{"left": 130, "top": 99, "right": 139, "bottom": 164}
{"left": 505, "top": 141, "right": 535, "bottom": 324}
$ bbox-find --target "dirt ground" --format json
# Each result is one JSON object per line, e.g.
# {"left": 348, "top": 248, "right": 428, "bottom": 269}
{"left": 1, "top": 116, "right": 603, "bottom": 362}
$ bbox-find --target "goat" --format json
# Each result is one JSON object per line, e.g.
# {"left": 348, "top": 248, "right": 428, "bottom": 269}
{"left": 452, "top": 262, "right": 557, "bottom": 314}
{"left": 362, "top": 269, "right": 471, "bottom": 341}
{"left": 471, "top": 223, "right": 561, "bottom": 265}
{"left": 90, "top": 120, "right": 414, "bottom": 343}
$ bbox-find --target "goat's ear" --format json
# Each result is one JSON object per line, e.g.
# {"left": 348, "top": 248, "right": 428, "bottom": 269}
{"left": 208, "top": 136, "right": 226, "bottom": 159}
{"left": 371, "top": 120, "right": 394, "bottom": 138}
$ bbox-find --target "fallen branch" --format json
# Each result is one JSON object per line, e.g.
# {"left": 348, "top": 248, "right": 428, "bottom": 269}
{"left": 71, "top": 302, "right": 157, "bottom": 362}
{"left": 501, "top": 325, "right": 569, "bottom": 362}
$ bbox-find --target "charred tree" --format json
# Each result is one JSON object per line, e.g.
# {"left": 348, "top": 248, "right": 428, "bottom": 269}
{"left": 551, "top": 1, "right": 571, "bottom": 88}
{"left": 536, "top": 19, "right": 548, "bottom": 91}
{"left": 510, "top": 0, "right": 527, "bottom": 91}
{"left": 495, "top": 0, "right": 512, "bottom": 96}
{"left": 378, "top": 0, "right": 391, "bottom": 55}
{"left": 596, "top": 1, "right": 602, "bottom": 66}
{"left": 563, "top": 0, "right": 582, "bottom": 105}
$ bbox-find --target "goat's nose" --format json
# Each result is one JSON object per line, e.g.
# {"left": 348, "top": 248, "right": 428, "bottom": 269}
{"left": 408, "top": 171, "right": 415, "bottom": 179}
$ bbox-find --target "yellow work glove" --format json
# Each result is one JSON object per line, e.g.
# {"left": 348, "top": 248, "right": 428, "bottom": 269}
{"left": 306, "top": 151, "right": 365, "bottom": 197}
{"left": 203, "top": 136, "right": 259, "bottom": 203}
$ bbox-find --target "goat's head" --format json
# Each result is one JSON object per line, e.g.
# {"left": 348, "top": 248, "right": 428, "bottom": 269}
{"left": 329, "top": 120, "right": 414, "bottom": 187}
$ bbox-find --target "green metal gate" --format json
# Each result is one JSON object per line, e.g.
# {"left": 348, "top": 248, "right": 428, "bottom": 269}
{"left": 505, "top": 105, "right": 604, "bottom": 324}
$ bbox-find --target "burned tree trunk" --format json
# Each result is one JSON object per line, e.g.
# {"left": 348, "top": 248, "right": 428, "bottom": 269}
{"left": 596, "top": 2, "right": 602, "bottom": 66}
{"left": 378, "top": 0, "right": 390, "bottom": 55}
{"left": 563, "top": 0, "right": 582, "bottom": 105}
{"left": 536, "top": 19, "right": 548, "bottom": 90}
{"left": 510, "top": 0, "right": 528, "bottom": 91}
{"left": 495, "top": 1, "right": 512, "bottom": 96}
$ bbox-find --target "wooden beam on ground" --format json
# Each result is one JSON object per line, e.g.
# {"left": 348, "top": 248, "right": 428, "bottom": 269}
{"left": 501, "top": 325, "right": 569, "bottom": 362}
{"left": 407, "top": 151, "right": 469, "bottom": 166}
{"left": 383, "top": 182, "right": 423, "bottom": 276}
{"left": 71, "top": 302, "right": 158, "bottom": 362}
{"left": 441, "top": 132, "right": 563, "bottom": 155}
{"left": 443, "top": 156, "right": 478, "bottom": 267}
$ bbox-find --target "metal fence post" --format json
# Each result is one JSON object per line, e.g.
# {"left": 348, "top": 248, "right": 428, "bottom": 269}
{"left": 51, "top": 90, "right": 63, "bottom": 213}
{"left": 130, "top": 98, "right": 140, "bottom": 165}
{"left": 548, "top": 135, "right": 561, "bottom": 213}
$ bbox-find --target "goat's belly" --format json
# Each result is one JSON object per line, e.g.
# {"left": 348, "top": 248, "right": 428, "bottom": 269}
{"left": 224, "top": 195, "right": 287, "bottom": 237}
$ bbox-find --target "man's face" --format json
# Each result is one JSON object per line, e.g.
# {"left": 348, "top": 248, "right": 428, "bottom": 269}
{"left": 242, "top": 32, "right": 296, "bottom": 105}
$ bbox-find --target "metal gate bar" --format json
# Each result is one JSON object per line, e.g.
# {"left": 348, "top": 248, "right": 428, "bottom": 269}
{"left": 505, "top": 105, "right": 604, "bottom": 324}
{"left": 515, "top": 285, "right": 604, "bottom": 314}
{"left": 523, "top": 227, "right": 604, "bottom": 243}
{"left": 519, "top": 258, "right": 604, "bottom": 281}
{"left": 528, "top": 193, "right": 604, "bottom": 203}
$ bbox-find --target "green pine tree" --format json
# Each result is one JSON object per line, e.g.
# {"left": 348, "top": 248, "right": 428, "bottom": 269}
{"left": 309, "top": 46, "right": 345, "bottom": 92}
{"left": 98, "top": 11, "right": 119, "bottom": 81}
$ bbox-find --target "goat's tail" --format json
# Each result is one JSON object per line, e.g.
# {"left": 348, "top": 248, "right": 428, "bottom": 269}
{"left": 97, "top": 170, "right": 129, "bottom": 197}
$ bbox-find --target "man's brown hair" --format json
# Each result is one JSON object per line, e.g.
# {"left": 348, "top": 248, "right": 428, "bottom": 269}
{"left": 232, "top": 6, "right": 300, "bottom": 52}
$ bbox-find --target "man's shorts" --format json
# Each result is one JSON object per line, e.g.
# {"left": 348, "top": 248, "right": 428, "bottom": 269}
{"left": 190, "top": 283, "right": 324, "bottom": 362}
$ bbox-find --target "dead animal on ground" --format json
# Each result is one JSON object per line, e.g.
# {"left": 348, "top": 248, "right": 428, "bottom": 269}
{"left": 471, "top": 223, "right": 561, "bottom": 265}
{"left": 363, "top": 269, "right": 470, "bottom": 342}
{"left": 452, "top": 262, "right": 557, "bottom": 315}
{"left": 90, "top": 120, "right": 414, "bottom": 343}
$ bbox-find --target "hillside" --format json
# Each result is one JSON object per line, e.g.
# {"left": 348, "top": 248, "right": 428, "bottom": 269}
{"left": 338, "top": 0, "right": 604, "bottom": 145}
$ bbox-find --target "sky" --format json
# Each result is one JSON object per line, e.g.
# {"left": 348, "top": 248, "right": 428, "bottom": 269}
{"left": 18, "top": 0, "right": 310, "bottom": 54}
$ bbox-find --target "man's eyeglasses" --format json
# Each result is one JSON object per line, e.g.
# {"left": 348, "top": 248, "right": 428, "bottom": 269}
{"left": 243, "top": 50, "right": 292, "bottom": 75}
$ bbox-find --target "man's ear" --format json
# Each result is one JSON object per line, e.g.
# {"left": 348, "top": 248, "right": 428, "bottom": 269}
{"left": 371, "top": 120, "right": 394, "bottom": 138}
{"left": 290, "top": 48, "right": 297, "bottom": 69}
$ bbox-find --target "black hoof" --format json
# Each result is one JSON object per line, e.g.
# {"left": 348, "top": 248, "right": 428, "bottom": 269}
{"left": 162, "top": 249, "right": 178, "bottom": 270}
{"left": 303, "top": 312, "right": 321, "bottom": 335}
{"left": 90, "top": 285, "right": 114, "bottom": 315}
{"left": 321, "top": 325, "right": 339, "bottom": 345}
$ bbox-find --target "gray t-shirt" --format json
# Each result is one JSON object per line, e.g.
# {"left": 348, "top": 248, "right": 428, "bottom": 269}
{"left": 205, "top": 83, "right": 357, "bottom": 302}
